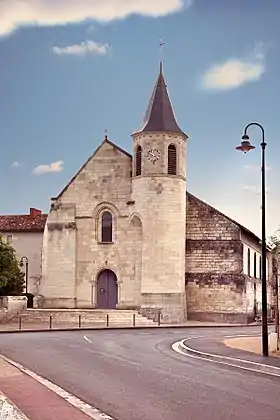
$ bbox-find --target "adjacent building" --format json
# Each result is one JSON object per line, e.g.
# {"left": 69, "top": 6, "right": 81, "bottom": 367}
{"left": 0, "top": 208, "right": 47, "bottom": 296}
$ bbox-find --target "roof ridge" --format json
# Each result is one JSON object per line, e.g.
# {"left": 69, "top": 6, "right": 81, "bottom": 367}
{"left": 187, "top": 192, "right": 263, "bottom": 245}
{"left": 54, "top": 137, "right": 131, "bottom": 200}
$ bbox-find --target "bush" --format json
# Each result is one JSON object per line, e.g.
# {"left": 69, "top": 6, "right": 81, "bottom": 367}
{"left": 0, "top": 234, "right": 25, "bottom": 296}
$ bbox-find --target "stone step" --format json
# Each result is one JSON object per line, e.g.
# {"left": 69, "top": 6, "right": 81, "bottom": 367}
{"left": 18, "top": 309, "right": 156, "bottom": 325}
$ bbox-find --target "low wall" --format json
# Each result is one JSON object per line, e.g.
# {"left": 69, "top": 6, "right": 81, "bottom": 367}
{"left": 0, "top": 296, "right": 27, "bottom": 323}
{"left": 186, "top": 273, "right": 247, "bottom": 323}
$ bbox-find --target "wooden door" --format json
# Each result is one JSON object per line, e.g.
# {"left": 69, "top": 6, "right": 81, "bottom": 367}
{"left": 96, "top": 270, "right": 118, "bottom": 309}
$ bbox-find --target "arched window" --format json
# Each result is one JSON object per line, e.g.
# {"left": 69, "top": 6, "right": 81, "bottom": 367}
{"left": 168, "top": 144, "right": 177, "bottom": 175}
{"left": 253, "top": 252, "right": 257, "bottom": 278}
{"left": 101, "top": 211, "right": 113, "bottom": 243}
{"left": 135, "top": 145, "right": 142, "bottom": 176}
{"left": 247, "top": 248, "right": 251, "bottom": 277}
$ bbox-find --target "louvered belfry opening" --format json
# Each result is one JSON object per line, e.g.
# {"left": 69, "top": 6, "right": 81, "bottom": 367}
{"left": 101, "top": 211, "right": 113, "bottom": 242}
{"left": 168, "top": 144, "right": 177, "bottom": 175}
{"left": 135, "top": 145, "right": 142, "bottom": 176}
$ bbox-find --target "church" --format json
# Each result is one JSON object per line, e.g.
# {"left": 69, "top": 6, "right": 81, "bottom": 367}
{"left": 39, "top": 63, "right": 273, "bottom": 324}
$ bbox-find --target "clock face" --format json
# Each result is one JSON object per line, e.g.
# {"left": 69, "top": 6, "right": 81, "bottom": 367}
{"left": 146, "top": 148, "right": 160, "bottom": 164}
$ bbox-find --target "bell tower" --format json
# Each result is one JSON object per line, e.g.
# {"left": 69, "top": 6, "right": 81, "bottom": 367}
{"left": 131, "top": 63, "right": 189, "bottom": 323}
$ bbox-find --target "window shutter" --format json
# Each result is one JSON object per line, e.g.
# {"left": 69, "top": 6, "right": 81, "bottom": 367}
{"left": 135, "top": 146, "right": 142, "bottom": 176}
{"left": 168, "top": 145, "right": 177, "bottom": 175}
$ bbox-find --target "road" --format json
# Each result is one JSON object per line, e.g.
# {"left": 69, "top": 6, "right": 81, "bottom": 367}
{"left": 0, "top": 327, "right": 279, "bottom": 420}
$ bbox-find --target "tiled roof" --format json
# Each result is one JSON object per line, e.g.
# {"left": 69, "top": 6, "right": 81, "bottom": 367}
{"left": 0, "top": 213, "right": 47, "bottom": 232}
{"left": 187, "top": 192, "right": 263, "bottom": 246}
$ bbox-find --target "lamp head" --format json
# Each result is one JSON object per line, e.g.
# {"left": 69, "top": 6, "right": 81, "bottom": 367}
{"left": 236, "top": 134, "right": 255, "bottom": 154}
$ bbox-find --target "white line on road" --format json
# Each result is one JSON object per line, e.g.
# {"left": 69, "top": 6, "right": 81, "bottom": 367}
{"left": 0, "top": 355, "right": 116, "bottom": 420}
{"left": 84, "top": 335, "right": 92, "bottom": 344}
{"left": 185, "top": 336, "right": 204, "bottom": 340}
{"left": 172, "top": 340, "right": 280, "bottom": 378}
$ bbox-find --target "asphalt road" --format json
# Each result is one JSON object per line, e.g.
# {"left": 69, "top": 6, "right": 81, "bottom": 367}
{"left": 0, "top": 327, "right": 280, "bottom": 420}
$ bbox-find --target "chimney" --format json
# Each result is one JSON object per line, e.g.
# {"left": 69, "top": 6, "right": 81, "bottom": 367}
{"left": 30, "top": 208, "right": 42, "bottom": 217}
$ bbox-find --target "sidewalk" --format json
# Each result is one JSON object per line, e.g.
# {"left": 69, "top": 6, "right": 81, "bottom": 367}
{"left": 224, "top": 335, "right": 280, "bottom": 357}
{"left": 183, "top": 335, "right": 280, "bottom": 368}
{"left": 0, "top": 358, "right": 92, "bottom": 420}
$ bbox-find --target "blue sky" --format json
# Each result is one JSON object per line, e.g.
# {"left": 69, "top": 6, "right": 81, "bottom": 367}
{"left": 0, "top": 0, "right": 279, "bottom": 238}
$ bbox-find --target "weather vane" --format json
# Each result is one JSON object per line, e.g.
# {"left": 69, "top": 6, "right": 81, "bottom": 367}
{"left": 159, "top": 38, "right": 165, "bottom": 64}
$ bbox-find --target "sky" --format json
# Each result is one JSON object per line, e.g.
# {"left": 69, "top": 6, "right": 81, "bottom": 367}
{"left": 0, "top": 0, "right": 280, "bottom": 238}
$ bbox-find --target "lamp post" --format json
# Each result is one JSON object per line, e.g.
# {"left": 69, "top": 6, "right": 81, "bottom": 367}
{"left": 20, "top": 256, "right": 29, "bottom": 294}
{"left": 236, "top": 122, "right": 269, "bottom": 357}
{"left": 275, "top": 251, "right": 279, "bottom": 349}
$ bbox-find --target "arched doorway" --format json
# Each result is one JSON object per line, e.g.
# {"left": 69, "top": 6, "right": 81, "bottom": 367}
{"left": 96, "top": 269, "right": 118, "bottom": 309}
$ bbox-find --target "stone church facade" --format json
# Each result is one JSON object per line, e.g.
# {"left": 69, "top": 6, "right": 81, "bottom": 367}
{"left": 39, "top": 64, "right": 273, "bottom": 323}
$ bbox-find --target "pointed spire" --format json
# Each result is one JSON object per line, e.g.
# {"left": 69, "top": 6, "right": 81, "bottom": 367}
{"left": 136, "top": 63, "right": 186, "bottom": 136}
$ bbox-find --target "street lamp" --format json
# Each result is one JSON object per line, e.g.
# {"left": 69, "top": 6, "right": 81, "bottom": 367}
{"left": 20, "top": 256, "right": 29, "bottom": 294}
{"left": 236, "top": 122, "right": 269, "bottom": 357}
{"left": 275, "top": 251, "right": 280, "bottom": 349}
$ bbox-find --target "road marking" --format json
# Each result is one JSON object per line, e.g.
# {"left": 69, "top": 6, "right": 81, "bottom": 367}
{"left": 0, "top": 355, "right": 116, "bottom": 420}
{"left": 172, "top": 340, "right": 280, "bottom": 378}
{"left": 186, "top": 336, "right": 204, "bottom": 340}
{"left": 84, "top": 335, "right": 92, "bottom": 344}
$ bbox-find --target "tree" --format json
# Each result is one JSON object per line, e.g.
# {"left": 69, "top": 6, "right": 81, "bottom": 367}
{"left": 0, "top": 234, "right": 25, "bottom": 296}
{"left": 268, "top": 231, "right": 280, "bottom": 341}
{"left": 268, "top": 231, "right": 280, "bottom": 254}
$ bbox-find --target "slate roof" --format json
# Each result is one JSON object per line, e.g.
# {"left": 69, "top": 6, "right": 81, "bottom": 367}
{"left": 135, "top": 63, "right": 187, "bottom": 136}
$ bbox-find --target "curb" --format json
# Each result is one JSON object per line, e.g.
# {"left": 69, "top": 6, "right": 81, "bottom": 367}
{"left": 0, "top": 355, "right": 115, "bottom": 420}
{"left": 176, "top": 339, "right": 280, "bottom": 378}
{"left": 0, "top": 391, "right": 29, "bottom": 420}
{"left": 0, "top": 323, "right": 262, "bottom": 334}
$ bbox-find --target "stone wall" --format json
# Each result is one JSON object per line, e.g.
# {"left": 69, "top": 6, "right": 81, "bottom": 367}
{"left": 40, "top": 140, "right": 142, "bottom": 309}
{"left": 241, "top": 232, "right": 273, "bottom": 310}
{"left": 40, "top": 204, "right": 77, "bottom": 308}
{"left": 132, "top": 131, "right": 187, "bottom": 323}
{"left": 185, "top": 193, "right": 269, "bottom": 323}
{"left": 0, "top": 296, "right": 27, "bottom": 323}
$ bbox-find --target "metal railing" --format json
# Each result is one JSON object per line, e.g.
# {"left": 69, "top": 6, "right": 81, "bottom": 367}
{"left": 1, "top": 311, "right": 162, "bottom": 332}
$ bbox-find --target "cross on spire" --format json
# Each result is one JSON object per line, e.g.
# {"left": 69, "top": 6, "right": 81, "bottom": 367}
{"left": 159, "top": 38, "right": 165, "bottom": 71}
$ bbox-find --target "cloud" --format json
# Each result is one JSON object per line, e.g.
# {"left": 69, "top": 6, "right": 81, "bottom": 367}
{"left": 11, "top": 161, "right": 20, "bottom": 168}
{"left": 244, "top": 164, "right": 273, "bottom": 171}
{"left": 52, "top": 40, "right": 110, "bottom": 56}
{"left": 0, "top": 0, "right": 191, "bottom": 37}
{"left": 242, "top": 185, "right": 269, "bottom": 195}
{"left": 201, "top": 43, "right": 266, "bottom": 90}
{"left": 33, "top": 160, "right": 64, "bottom": 175}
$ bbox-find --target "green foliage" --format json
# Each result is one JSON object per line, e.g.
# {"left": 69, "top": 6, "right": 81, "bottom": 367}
{"left": 268, "top": 228, "right": 280, "bottom": 254}
{"left": 268, "top": 230, "right": 280, "bottom": 276}
{"left": 0, "top": 234, "right": 25, "bottom": 296}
